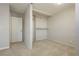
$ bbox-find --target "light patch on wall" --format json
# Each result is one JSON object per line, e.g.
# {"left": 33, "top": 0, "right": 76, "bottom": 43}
{"left": 56, "top": 3, "right": 63, "bottom": 5}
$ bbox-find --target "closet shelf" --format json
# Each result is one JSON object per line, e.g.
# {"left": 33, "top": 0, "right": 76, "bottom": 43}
{"left": 36, "top": 28, "right": 48, "bottom": 30}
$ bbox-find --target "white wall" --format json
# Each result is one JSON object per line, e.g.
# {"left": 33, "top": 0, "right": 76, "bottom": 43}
{"left": 10, "top": 11, "right": 23, "bottom": 17}
{"left": 48, "top": 6, "right": 75, "bottom": 47}
{"left": 24, "top": 4, "right": 33, "bottom": 49}
{"left": 75, "top": 3, "right": 79, "bottom": 55}
{"left": 0, "top": 4, "right": 10, "bottom": 49}
{"left": 33, "top": 13, "right": 48, "bottom": 40}
{"left": 35, "top": 15, "right": 47, "bottom": 28}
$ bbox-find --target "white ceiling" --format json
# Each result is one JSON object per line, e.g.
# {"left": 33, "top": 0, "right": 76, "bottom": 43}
{"left": 10, "top": 3, "right": 28, "bottom": 14}
{"left": 33, "top": 3, "right": 74, "bottom": 16}
{"left": 10, "top": 3, "right": 74, "bottom": 16}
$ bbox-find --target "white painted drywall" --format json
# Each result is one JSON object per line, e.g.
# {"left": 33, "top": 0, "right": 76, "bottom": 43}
{"left": 48, "top": 6, "right": 75, "bottom": 47}
{"left": 0, "top": 4, "right": 10, "bottom": 49}
{"left": 10, "top": 11, "right": 23, "bottom": 17}
{"left": 34, "top": 14, "right": 48, "bottom": 40}
{"left": 75, "top": 3, "right": 79, "bottom": 55}
{"left": 24, "top": 4, "right": 33, "bottom": 49}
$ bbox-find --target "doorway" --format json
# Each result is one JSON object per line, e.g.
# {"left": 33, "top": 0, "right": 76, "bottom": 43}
{"left": 32, "top": 13, "right": 48, "bottom": 47}
{"left": 33, "top": 15, "right": 36, "bottom": 43}
{"left": 11, "top": 16, "right": 22, "bottom": 43}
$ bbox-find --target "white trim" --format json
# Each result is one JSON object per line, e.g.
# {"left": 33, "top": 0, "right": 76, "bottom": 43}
{"left": 49, "top": 40, "right": 75, "bottom": 48}
{"left": 0, "top": 46, "right": 9, "bottom": 50}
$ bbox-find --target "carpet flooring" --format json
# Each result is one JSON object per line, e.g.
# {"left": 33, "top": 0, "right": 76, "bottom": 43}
{"left": 0, "top": 40, "right": 75, "bottom": 56}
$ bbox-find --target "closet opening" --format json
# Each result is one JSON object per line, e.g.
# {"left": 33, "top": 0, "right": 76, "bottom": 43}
{"left": 32, "top": 11, "right": 48, "bottom": 47}
{"left": 10, "top": 10, "right": 25, "bottom": 48}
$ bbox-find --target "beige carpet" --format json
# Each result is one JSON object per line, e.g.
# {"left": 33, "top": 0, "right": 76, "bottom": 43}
{"left": 0, "top": 40, "right": 76, "bottom": 56}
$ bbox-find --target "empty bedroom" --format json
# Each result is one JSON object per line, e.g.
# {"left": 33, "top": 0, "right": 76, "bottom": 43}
{"left": 0, "top": 3, "right": 76, "bottom": 56}
{"left": 32, "top": 3, "right": 75, "bottom": 56}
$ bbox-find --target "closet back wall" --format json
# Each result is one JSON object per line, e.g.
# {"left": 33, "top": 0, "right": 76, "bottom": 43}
{"left": 34, "top": 14, "right": 48, "bottom": 40}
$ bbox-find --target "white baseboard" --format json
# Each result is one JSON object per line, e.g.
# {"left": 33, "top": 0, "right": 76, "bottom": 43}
{"left": 0, "top": 46, "right": 9, "bottom": 50}
{"left": 36, "top": 39, "right": 47, "bottom": 41}
{"left": 49, "top": 40, "right": 75, "bottom": 48}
